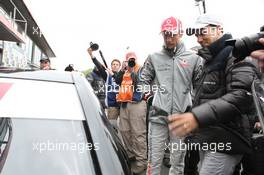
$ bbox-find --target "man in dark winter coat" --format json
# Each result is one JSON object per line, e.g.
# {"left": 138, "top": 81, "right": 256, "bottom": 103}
{"left": 169, "top": 14, "right": 258, "bottom": 175}
{"left": 86, "top": 66, "right": 106, "bottom": 108}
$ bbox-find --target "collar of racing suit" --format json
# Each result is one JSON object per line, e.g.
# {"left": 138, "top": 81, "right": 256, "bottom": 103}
{"left": 163, "top": 41, "right": 186, "bottom": 57}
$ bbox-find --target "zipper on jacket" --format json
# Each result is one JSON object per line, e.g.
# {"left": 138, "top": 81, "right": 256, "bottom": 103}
{"left": 171, "top": 57, "right": 175, "bottom": 115}
{"left": 193, "top": 69, "right": 207, "bottom": 106}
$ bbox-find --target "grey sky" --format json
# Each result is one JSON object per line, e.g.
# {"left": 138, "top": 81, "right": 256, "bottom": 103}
{"left": 23, "top": 0, "right": 264, "bottom": 71}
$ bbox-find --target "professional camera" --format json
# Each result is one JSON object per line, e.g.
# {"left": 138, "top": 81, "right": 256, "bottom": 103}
{"left": 89, "top": 42, "right": 99, "bottom": 51}
{"left": 225, "top": 25, "right": 264, "bottom": 62}
{"left": 128, "top": 58, "right": 136, "bottom": 68}
{"left": 64, "top": 64, "right": 74, "bottom": 72}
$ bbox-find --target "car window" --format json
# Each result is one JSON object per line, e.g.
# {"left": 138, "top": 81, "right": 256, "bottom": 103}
{"left": 1, "top": 118, "right": 95, "bottom": 175}
{"left": 0, "top": 118, "right": 12, "bottom": 173}
{"left": 82, "top": 79, "right": 130, "bottom": 174}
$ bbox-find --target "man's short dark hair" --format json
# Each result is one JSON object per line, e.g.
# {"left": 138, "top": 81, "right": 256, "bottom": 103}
{"left": 65, "top": 64, "right": 74, "bottom": 72}
{"left": 111, "top": 59, "right": 121, "bottom": 65}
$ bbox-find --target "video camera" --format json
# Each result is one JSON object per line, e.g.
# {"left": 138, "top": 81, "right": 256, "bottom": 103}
{"left": 225, "top": 25, "right": 264, "bottom": 62}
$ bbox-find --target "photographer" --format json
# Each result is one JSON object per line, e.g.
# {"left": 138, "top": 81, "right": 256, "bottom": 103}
{"left": 234, "top": 37, "right": 264, "bottom": 175}
{"left": 114, "top": 52, "right": 147, "bottom": 174}
{"left": 87, "top": 48, "right": 121, "bottom": 119}
{"left": 86, "top": 66, "right": 106, "bottom": 108}
{"left": 64, "top": 64, "right": 74, "bottom": 72}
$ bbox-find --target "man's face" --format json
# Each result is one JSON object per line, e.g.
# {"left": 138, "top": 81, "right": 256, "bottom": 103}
{"left": 111, "top": 61, "right": 121, "bottom": 72}
{"left": 195, "top": 25, "right": 223, "bottom": 47}
{"left": 40, "top": 60, "right": 51, "bottom": 70}
{"left": 162, "top": 31, "right": 182, "bottom": 49}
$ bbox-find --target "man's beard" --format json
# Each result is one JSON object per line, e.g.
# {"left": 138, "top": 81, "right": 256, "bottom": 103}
{"left": 164, "top": 45, "right": 177, "bottom": 56}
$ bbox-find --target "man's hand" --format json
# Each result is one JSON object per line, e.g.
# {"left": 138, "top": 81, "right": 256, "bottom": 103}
{"left": 121, "top": 61, "right": 128, "bottom": 71}
{"left": 143, "top": 92, "right": 152, "bottom": 100}
{"left": 87, "top": 48, "right": 94, "bottom": 59}
{"left": 168, "top": 112, "right": 199, "bottom": 137}
{"left": 42, "top": 66, "right": 51, "bottom": 70}
{"left": 250, "top": 38, "right": 264, "bottom": 71}
{"left": 254, "top": 122, "right": 262, "bottom": 130}
{"left": 105, "top": 68, "right": 114, "bottom": 76}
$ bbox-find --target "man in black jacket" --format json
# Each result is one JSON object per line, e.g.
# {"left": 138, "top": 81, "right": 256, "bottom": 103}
{"left": 87, "top": 48, "right": 121, "bottom": 118}
{"left": 168, "top": 14, "right": 258, "bottom": 175}
{"left": 86, "top": 66, "right": 106, "bottom": 108}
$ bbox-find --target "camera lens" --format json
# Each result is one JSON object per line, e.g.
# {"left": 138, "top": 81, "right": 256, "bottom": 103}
{"left": 90, "top": 42, "right": 99, "bottom": 51}
{"left": 232, "top": 38, "right": 248, "bottom": 61}
{"left": 226, "top": 32, "right": 264, "bottom": 62}
{"left": 128, "top": 59, "right": 135, "bottom": 67}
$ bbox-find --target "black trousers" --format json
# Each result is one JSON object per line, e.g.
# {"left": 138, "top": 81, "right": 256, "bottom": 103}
{"left": 184, "top": 149, "right": 199, "bottom": 175}
{"left": 233, "top": 134, "right": 264, "bottom": 175}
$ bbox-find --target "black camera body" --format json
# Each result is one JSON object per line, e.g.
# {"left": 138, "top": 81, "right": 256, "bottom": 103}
{"left": 65, "top": 64, "right": 74, "bottom": 72}
{"left": 225, "top": 26, "right": 264, "bottom": 62}
{"left": 128, "top": 58, "right": 136, "bottom": 68}
{"left": 89, "top": 42, "right": 99, "bottom": 51}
